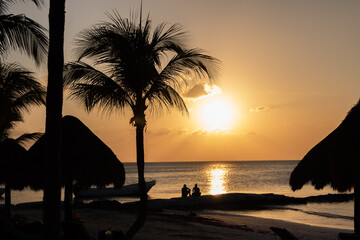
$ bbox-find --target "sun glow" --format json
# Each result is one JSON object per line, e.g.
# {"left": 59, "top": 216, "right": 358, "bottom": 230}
{"left": 200, "top": 98, "right": 234, "bottom": 131}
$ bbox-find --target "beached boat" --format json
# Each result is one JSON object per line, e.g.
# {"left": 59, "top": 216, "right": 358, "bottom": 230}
{"left": 74, "top": 180, "right": 156, "bottom": 198}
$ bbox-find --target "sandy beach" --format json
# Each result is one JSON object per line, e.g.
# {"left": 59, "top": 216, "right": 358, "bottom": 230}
{"left": 11, "top": 206, "right": 352, "bottom": 240}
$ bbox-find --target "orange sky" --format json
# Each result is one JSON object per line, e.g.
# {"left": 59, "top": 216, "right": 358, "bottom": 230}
{"left": 7, "top": 0, "right": 360, "bottom": 162}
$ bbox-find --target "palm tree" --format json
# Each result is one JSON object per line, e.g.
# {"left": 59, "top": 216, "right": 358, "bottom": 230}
{"left": 43, "top": 0, "right": 65, "bottom": 239}
{"left": 0, "top": 0, "right": 48, "bottom": 65}
{"left": 64, "top": 11, "right": 220, "bottom": 239}
{"left": 0, "top": 62, "right": 45, "bottom": 216}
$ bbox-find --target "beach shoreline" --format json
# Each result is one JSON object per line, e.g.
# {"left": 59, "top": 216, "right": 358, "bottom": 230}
{"left": 5, "top": 192, "right": 354, "bottom": 240}
{"left": 10, "top": 206, "right": 352, "bottom": 240}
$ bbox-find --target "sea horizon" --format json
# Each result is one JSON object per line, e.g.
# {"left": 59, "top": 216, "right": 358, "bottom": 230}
{"left": 120, "top": 159, "right": 301, "bottom": 163}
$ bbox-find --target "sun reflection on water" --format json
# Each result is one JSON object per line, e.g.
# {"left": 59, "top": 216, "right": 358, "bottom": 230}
{"left": 208, "top": 168, "right": 227, "bottom": 195}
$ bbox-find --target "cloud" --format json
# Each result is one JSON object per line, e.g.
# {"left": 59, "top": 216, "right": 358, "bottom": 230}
{"left": 183, "top": 83, "right": 221, "bottom": 100}
{"left": 148, "top": 127, "right": 189, "bottom": 136}
{"left": 176, "top": 128, "right": 189, "bottom": 135}
{"left": 191, "top": 127, "right": 232, "bottom": 136}
{"left": 191, "top": 128, "right": 209, "bottom": 136}
{"left": 183, "top": 84, "right": 207, "bottom": 98}
{"left": 147, "top": 128, "right": 172, "bottom": 136}
{"left": 250, "top": 106, "right": 270, "bottom": 113}
{"left": 149, "top": 126, "right": 232, "bottom": 137}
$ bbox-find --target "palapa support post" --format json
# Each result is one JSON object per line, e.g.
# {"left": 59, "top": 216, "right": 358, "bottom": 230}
{"left": 64, "top": 179, "right": 74, "bottom": 221}
{"left": 355, "top": 184, "right": 360, "bottom": 234}
{"left": 4, "top": 183, "right": 11, "bottom": 217}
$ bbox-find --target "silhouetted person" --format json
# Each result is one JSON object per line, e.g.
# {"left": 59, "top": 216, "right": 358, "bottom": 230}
{"left": 192, "top": 184, "right": 201, "bottom": 197}
{"left": 182, "top": 184, "right": 190, "bottom": 198}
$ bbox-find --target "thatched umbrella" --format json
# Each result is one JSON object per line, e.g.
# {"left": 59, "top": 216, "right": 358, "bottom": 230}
{"left": 290, "top": 99, "right": 360, "bottom": 233}
{"left": 28, "top": 115, "right": 125, "bottom": 221}
{"left": 0, "top": 138, "right": 28, "bottom": 216}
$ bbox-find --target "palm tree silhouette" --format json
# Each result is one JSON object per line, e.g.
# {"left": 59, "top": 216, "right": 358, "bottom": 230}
{"left": 0, "top": 0, "right": 47, "bottom": 141}
{"left": 64, "top": 11, "right": 220, "bottom": 239}
{"left": 0, "top": 0, "right": 48, "bottom": 65}
{"left": 0, "top": 0, "right": 47, "bottom": 142}
{"left": 43, "top": 0, "right": 65, "bottom": 239}
{"left": 0, "top": 63, "right": 45, "bottom": 216}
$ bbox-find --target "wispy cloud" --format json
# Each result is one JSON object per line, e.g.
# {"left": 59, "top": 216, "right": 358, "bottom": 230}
{"left": 183, "top": 83, "right": 207, "bottom": 98}
{"left": 147, "top": 128, "right": 172, "bottom": 136}
{"left": 148, "top": 127, "right": 190, "bottom": 136}
{"left": 191, "top": 127, "right": 232, "bottom": 135}
{"left": 183, "top": 83, "right": 221, "bottom": 100}
{"left": 148, "top": 126, "right": 232, "bottom": 137}
{"left": 250, "top": 106, "right": 270, "bottom": 113}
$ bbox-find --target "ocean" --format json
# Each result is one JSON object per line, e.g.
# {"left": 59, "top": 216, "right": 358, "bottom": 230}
{"left": 1, "top": 160, "right": 354, "bottom": 230}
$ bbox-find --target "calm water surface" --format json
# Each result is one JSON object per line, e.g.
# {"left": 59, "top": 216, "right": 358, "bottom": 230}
{"left": 125, "top": 161, "right": 343, "bottom": 199}
{"left": 130, "top": 161, "right": 354, "bottom": 230}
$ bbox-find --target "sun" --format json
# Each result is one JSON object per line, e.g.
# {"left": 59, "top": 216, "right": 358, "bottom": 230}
{"left": 200, "top": 98, "right": 234, "bottom": 131}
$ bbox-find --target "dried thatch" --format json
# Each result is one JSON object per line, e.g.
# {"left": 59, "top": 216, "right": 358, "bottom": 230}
{"left": 0, "top": 138, "right": 28, "bottom": 190}
{"left": 27, "top": 115, "right": 125, "bottom": 189}
{"left": 28, "top": 115, "right": 126, "bottom": 221}
{"left": 290, "top": 99, "right": 360, "bottom": 233}
{"left": 0, "top": 138, "right": 29, "bottom": 216}
{"left": 290, "top": 100, "right": 360, "bottom": 192}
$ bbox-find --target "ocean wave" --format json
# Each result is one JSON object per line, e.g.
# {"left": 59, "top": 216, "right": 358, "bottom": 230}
{"left": 198, "top": 206, "right": 353, "bottom": 222}
{"left": 276, "top": 206, "right": 353, "bottom": 220}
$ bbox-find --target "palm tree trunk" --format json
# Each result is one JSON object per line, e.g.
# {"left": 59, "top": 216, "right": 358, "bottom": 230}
{"left": 4, "top": 183, "right": 11, "bottom": 217}
{"left": 355, "top": 184, "right": 360, "bottom": 234}
{"left": 43, "top": 1, "right": 65, "bottom": 239}
{"left": 124, "top": 124, "right": 147, "bottom": 240}
{"left": 64, "top": 179, "right": 73, "bottom": 221}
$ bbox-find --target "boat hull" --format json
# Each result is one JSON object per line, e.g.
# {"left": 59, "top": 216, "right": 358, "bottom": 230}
{"left": 75, "top": 180, "right": 156, "bottom": 198}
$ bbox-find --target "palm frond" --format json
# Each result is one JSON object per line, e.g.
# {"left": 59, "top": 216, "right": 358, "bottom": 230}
{"left": 0, "top": 1, "right": 11, "bottom": 14}
{"left": 74, "top": 26, "right": 118, "bottom": 62}
{"left": 159, "top": 48, "right": 221, "bottom": 87}
{"left": 149, "top": 23, "right": 186, "bottom": 68}
{"left": 0, "top": 0, "right": 45, "bottom": 18}
{"left": 64, "top": 61, "right": 134, "bottom": 113}
{"left": 11, "top": 88, "right": 45, "bottom": 113}
{"left": 0, "top": 13, "right": 48, "bottom": 65}
{"left": 0, "top": 62, "right": 45, "bottom": 140}
{"left": 6, "top": 0, "right": 45, "bottom": 7}
{"left": 72, "top": 83, "right": 132, "bottom": 114}
{"left": 1, "top": 62, "right": 42, "bottom": 88}
{"left": 0, "top": 63, "right": 45, "bottom": 103}
{"left": 146, "top": 83, "right": 188, "bottom": 116}
{"left": 152, "top": 22, "right": 185, "bottom": 43}
{"left": 15, "top": 132, "right": 42, "bottom": 146}
{"left": 0, "top": 111, "right": 21, "bottom": 142}
{"left": 26, "top": 0, "right": 45, "bottom": 7}
{"left": 151, "top": 22, "right": 186, "bottom": 50}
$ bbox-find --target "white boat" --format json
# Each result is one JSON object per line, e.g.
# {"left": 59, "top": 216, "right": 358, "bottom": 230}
{"left": 74, "top": 180, "right": 156, "bottom": 198}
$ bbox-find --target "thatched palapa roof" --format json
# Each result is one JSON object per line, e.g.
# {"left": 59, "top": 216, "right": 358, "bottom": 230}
{"left": 0, "top": 138, "right": 28, "bottom": 190}
{"left": 290, "top": 99, "right": 360, "bottom": 192}
{"left": 27, "top": 115, "right": 125, "bottom": 190}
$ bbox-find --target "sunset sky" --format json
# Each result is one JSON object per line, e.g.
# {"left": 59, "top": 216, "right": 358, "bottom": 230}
{"left": 8, "top": 0, "right": 360, "bottom": 162}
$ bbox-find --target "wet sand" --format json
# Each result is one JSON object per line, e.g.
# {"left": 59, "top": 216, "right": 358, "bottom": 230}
{"left": 12, "top": 207, "right": 352, "bottom": 240}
